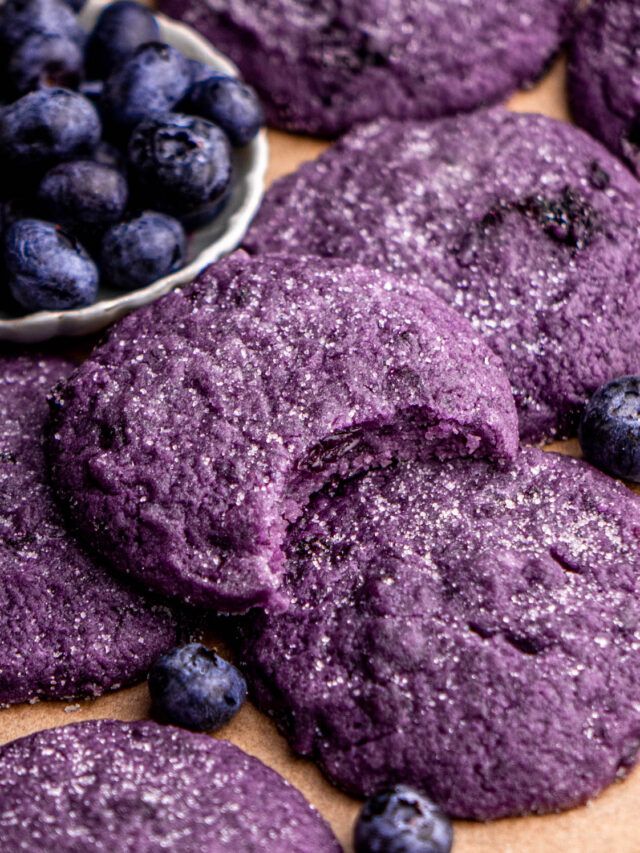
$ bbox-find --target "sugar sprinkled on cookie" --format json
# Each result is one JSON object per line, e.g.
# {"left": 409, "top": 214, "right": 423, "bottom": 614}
{"left": 0, "top": 719, "right": 340, "bottom": 851}
{"left": 0, "top": 352, "right": 184, "bottom": 707}
{"left": 158, "top": 0, "right": 574, "bottom": 136}
{"left": 48, "top": 252, "right": 517, "bottom": 612}
{"left": 246, "top": 108, "right": 640, "bottom": 442}
{"left": 240, "top": 448, "right": 640, "bottom": 819}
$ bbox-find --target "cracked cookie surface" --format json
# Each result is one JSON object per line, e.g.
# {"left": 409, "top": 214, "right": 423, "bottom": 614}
{"left": 239, "top": 448, "right": 640, "bottom": 819}
{"left": 48, "top": 252, "right": 517, "bottom": 612}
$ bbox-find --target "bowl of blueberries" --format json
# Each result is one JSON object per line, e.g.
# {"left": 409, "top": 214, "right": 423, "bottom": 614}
{"left": 0, "top": 0, "right": 268, "bottom": 342}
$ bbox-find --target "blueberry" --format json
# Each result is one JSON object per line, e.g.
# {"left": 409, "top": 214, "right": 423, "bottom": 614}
{"left": 38, "top": 160, "right": 128, "bottom": 238}
{"left": 85, "top": 1, "right": 160, "bottom": 80}
{"left": 0, "top": 0, "right": 84, "bottom": 51}
{"left": 7, "top": 33, "right": 84, "bottom": 97}
{"left": 100, "top": 211, "right": 186, "bottom": 291}
{"left": 4, "top": 218, "right": 98, "bottom": 311}
{"left": 183, "top": 76, "right": 264, "bottom": 147}
{"left": 354, "top": 786, "right": 453, "bottom": 853}
{"left": 579, "top": 376, "right": 640, "bottom": 481}
{"left": 0, "top": 88, "right": 101, "bottom": 172}
{"left": 102, "top": 42, "right": 191, "bottom": 134}
{"left": 148, "top": 643, "right": 247, "bottom": 732}
{"left": 62, "top": 0, "right": 85, "bottom": 10}
{"left": 128, "top": 113, "right": 231, "bottom": 215}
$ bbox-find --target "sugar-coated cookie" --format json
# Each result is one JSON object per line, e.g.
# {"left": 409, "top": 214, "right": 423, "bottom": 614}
{"left": 569, "top": 0, "right": 640, "bottom": 178}
{"left": 240, "top": 449, "right": 640, "bottom": 819}
{"left": 0, "top": 353, "right": 184, "bottom": 707}
{"left": 159, "top": 0, "right": 575, "bottom": 135}
{"left": 0, "top": 719, "right": 340, "bottom": 851}
{"left": 48, "top": 252, "right": 517, "bottom": 612}
{"left": 246, "top": 109, "right": 640, "bottom": 442}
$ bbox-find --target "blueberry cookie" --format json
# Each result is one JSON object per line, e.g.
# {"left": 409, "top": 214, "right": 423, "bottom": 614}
{"left": 158, "top": 0, "right": 575, "bottom": 136}
{"left": 0, "top": 719, "right": 340, "bottom": 851}
{"left": 239, "top": 449, "right": 640, "bottom": 819}
{"left": 246, "top": 108, "right": 640, "bottom": 442}
{"left": 569, "top": 0, "right": 640, "bottom": 177}
{"left": 47, "top": 252, "right": 518, "bottom": 612}
{"left": 0, "top": 353, "right": 184, "bottom": 707}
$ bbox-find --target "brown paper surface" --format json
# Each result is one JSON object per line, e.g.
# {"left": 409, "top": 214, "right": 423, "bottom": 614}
{"left": 1, "top": 56, "right": 639, "bottom": 853}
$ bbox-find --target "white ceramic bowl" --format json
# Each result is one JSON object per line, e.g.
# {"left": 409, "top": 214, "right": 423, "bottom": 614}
{"left": 0, "top": 0, "right": 268, "bottom": 343}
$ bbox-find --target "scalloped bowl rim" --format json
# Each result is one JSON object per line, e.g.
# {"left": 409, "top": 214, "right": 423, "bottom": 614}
{"left": 0, "top": 0, "right": 269, "bottom": 342}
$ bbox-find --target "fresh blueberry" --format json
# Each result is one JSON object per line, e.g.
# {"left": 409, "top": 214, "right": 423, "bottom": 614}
{"left": 0, "top": 0, "right": 85, "bottom": 51}
{"left": 62, "top": 0, "right": 86, "bottom": 10}
{"left": 354, "top": 786, "right": 453, "bottom": 853}
{"left": 102, "top": 42, "right": 191, "bottom": 134}
{"left": 128, "top": 113, "right": 231, "bottom": 216}
{"left": 4, "top": 218, "right": 98, "bottom": 311}
{"left": 100, "top": 211, "right": 186, "bottom": 291}
{"left": 183, "top": 75, "right": 264, "bottom": 147}
{"left": 0, "top": 88, "right": 101, "bottom": 172}
{"left": 7, "top": 33, "right": 84, "bottom": 97}
{"left": 85, "top": 1, "right": 160, "bottom": 80}
{"left": 148, "top": 643, "right": 247, "bottom": 732}
{"left": 579, "top": 376, "right": 640, "bottom": 481}
{"left": 38, "top": 160, "right": 128, "bottom": 239}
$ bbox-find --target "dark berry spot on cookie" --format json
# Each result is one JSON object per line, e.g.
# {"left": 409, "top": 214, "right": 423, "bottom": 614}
{"left": 588, "top": 160, "right": 610, "bottom": 190}
{"left": 519, "top": 187, "right": 600, "bottom": 249}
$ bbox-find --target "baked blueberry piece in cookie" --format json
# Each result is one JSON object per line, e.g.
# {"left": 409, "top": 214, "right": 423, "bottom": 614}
{"left": 0, "top": 353, "right": 184, "bottom": 707}
{"left": 569, "top": 0, "right": 640, "bottom": 178}
{"left": 246, "top": 108, "right": 640, "bottom": 443}
{"left": 0, "top": 720, "right": 340, "bottom": 851}
{"left": 157, "top": 0, "right": 575, "bottom": 136}
{"left": 48, "top": 252, "right": 518, "bottom": 612}
{"left": 238, "top": 449, "right": 640, "bottom": 819}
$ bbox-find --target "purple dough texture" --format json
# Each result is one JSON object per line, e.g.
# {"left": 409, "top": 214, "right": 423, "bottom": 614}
{"left": 47, "top": 252, "right": 517, "bottom": 612}
{"left": 239, "top": 448, "right": 640, "bottom": 820}
{"left": 245, "top": 108, "right": 640, "bottom": 443}
{"left": 569, "top": 0, "right": 640, "bottom": 178}
{"left": 0, "top": 719, "right": 340, "bottom": 851}
{"left": 0, "top": 353, "right": 184, "bottom": 707}
{"left": 158, "top": 0, "right": 575, "bottom": 136}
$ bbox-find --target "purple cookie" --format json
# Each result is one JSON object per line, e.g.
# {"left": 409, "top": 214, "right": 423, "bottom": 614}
{"left": 239, "top": 449, "right": 640, "bottom": 819}
{"left": 569, "top": 0, "right": 640, "bottom": 178}
{"left": 245, "top": 108, "right": 640, "bottom": 443}
{"left": 48, "top": 252, "right": 517, "bottom": 612}
{"left": 0, "top": 353, "right": 183, "bottom": 707}
{"left": 159, "top": 0, "right": 575, "bottom": 136}
{"left": 0, "top": 719, "right": 340, "bottom": 851}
